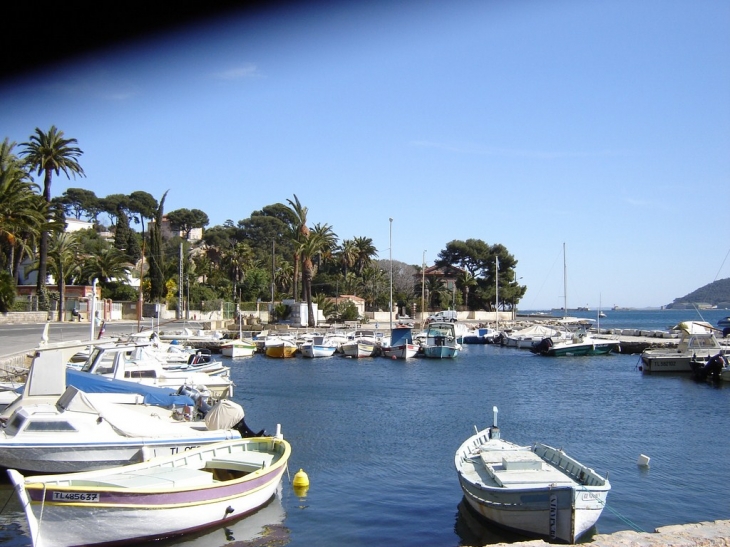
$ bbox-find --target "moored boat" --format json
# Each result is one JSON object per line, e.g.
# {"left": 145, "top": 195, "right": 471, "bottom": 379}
{"left": 640, "top": 321, "right": 729, "bottom": 373}
{"left": 264, "top": 339, "right": 298, "bottom": 358}
{"left": 423, "top": 322, "right": 461, "bottom": 359}
{"left": 8, "top": 433, "right": 291, "bottom": 547}
{"left": 220, "top": 339, "right": 257, "bottom": 358}
{"left": 300, "top": 336, "right": 338, "bottom": 358}
{"left": 455, "top": 407, "right": 610, "bottom": 543}
{"left": 381, "top": 326, "right": 418, "bottom": 359}
{"left": 531, "top": 331, "right": 619, "bottom": 357}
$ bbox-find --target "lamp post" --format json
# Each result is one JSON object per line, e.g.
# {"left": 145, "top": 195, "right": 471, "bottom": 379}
{"left": 89, "top": 278, "right": 97, "bottom": 341}
{"left": 389, "top": 218, "right": 393, "bottom": 334}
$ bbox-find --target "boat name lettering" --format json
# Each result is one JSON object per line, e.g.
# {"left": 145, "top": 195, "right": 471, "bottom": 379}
{"left": 582, "top": 492, "right": 601, "bottom": 500}
{"left": 549, "top": 494, "right": 558, "bottom": 539}
{"left": 170, "top": 445, "right": 201, "bottom": 455}
{"left": 52, "top": 491, "right": 100, "bottom": 502}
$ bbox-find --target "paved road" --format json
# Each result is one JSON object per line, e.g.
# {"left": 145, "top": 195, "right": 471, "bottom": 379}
{"left": 0, "top": 321, "right": 143, "bottom": 357}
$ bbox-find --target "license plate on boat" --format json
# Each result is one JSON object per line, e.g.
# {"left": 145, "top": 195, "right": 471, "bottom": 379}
{"left": 52, "top": 492, "right": 100, "bottom": 502}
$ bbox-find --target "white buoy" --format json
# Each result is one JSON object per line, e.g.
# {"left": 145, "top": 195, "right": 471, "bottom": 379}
{"left": 638, "top": 454, "right": 650, "bottom": 467}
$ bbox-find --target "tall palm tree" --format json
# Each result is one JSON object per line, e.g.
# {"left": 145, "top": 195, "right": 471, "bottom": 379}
{"left": 352, "top": 236, "right": 378, "bottom": 275}
{"left": 300, "top": 230, "right": 331, "bottom": 326}
{"left": 20, "top": 126, "right": 85, "bottom": 307}
{"left": 47, "top": 232, "right": 82, "bottom": 321}
{"left": 222, "top": 242, "right": 254, "bottom": 301}
{"left": 456, "top": 271, "right": 477, "bottom": 310}
{"left": 285, "top": 194, "right": 308, "bottom": 301}
{"left": 337, "top": 238, "right": 358, "bottom": 279}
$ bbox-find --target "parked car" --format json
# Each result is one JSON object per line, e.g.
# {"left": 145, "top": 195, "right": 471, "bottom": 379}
{"left": 427, "top": 310, "right": 458, "bottom": 322}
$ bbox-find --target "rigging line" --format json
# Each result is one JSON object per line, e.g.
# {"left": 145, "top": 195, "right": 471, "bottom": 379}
{"left": 714, "top": 246, "right": 730, "bottom": 282}
{"left": 576, "top": 484, "right": 646, "bottom": 534}
{"left": 528, "top": 247, "right": 563, "bottom": 310}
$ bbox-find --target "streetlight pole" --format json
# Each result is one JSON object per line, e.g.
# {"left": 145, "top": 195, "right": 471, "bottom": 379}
{"left": 389, "top": 217, "right": 393, "bottom": 334}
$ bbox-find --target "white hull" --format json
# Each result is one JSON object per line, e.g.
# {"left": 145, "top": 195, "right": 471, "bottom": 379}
{"left": 220, "top": 344, "right": 256, "bottom": 358}
{"left": 300, "top": 345, "right": 337, "bottom": 358}
{"left": 382, "top": 344, "right": 419, "bottom": 359}
{"left": 9, "top": 437, "right": 290, "bottom": 547}
{"left": 455, "top": 418, "right": 610, "bottom": 543}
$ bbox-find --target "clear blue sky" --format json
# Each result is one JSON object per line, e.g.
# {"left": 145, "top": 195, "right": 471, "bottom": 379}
{"left": 1, "top": 0, "right": 728, "bottom": 310}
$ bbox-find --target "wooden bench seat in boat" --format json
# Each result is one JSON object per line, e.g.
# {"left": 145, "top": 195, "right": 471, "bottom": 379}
{"left": 69, "top": 466, "right": 215, "bottom": 489}
{"left": 480, "top": 449, "right": 576, "bottom": 488}
{"left": 204, "top": 451, "right": 275, "bottom": 473}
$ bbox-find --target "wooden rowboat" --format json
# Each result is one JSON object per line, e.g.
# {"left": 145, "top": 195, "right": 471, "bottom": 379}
{"left": 9, "top": 433, "right": 291, "bottom": 547}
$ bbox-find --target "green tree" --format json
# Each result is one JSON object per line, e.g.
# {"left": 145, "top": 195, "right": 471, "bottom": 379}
{"left": 148, "top": 191, "right": 168, "bottom": 301}
{"left": 57, "top": 188, "right": 99, "bottom": 220}
{"left": 166, "top": 208, "right": 209, "bottom": 240}
{"left": 20, "top": 126, "right": 85, "bottom": 307}
{"left": 284, "top": 194, "right": 309, "bottom": 302}
{"left": 0, "top": 270, "right": 16, "bottom": 313}
{"left": 0, "top": 144, "right": 46, "bottom": 283}
{"left": 80, "top": 247, "right": 133, "bottom": 288}
{"left": 47, "top": 232, "right": 82, "bottom": 321}
{"left": 353, "top": 236, "right": 378, "bottom": 275}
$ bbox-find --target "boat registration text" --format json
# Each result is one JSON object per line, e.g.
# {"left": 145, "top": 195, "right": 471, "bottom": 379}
{"left": 52, "top": 491, "right": 100, "bottom": 502}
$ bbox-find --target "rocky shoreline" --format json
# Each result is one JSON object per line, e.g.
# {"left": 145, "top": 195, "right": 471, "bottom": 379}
{"left": 483, "top": 519, "right": 730, "bottom": 546}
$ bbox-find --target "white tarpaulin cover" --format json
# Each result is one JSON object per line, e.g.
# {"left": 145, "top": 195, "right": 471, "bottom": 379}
{"left": 205, "top": 399, "right": 244, "bottom": 431}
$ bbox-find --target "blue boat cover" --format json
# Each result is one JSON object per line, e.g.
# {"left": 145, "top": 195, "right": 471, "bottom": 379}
{"left": 390, "top": 327, "right": 413, "bottom": 346}
{"left": 66, "top": 369, "right": 195, "bottom": 408}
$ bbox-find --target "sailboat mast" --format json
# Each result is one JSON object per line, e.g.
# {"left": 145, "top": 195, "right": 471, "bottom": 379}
{"left": 563, "top": 242, "right": 567, "bottom": 319}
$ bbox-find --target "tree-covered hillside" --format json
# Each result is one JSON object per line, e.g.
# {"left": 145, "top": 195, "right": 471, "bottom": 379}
{"left": 666, "top": 278, "right": 730, "bottom": 309}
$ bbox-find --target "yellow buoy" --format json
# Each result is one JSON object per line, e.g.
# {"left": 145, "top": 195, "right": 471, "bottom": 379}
{"left": 293, "top": 468, "right": 309, "bottom": 488}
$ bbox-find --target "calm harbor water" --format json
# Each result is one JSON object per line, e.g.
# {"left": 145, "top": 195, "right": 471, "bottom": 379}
{"left": 1, "top": 309, "right": 729, "bottom": 546}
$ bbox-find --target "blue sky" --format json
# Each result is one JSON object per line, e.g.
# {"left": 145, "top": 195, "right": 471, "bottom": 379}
{"left": 1, "top": 0, "right": 728, "bottom": 310}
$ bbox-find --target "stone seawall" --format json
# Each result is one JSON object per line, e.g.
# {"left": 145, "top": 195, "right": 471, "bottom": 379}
{"left": 484, "top": 520, "right": 730, "bottom": 547}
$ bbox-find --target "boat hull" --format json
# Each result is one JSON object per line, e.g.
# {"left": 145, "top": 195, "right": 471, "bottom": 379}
{"left": 300, "top": 345, "right": 337, "bottom": 358}
{"left": 264, "top": 345, "right": 297, "bottom": 358}
{"left": 0, "top": 431, "right": 241, "bottom": 474}
{"left": 220, "top": 344, "right": 256, "bottom": 358}
{"left": 543, "top": 341, "right": 618, "bottom": 357}
{"left": 382, "top": 343, "right": 419, "bottom": 359}
{"left": 9, "top": 437, "right": 290, "bottom": 547}
{"left": 423, "top": 346, "right": 459, "bottom": 358}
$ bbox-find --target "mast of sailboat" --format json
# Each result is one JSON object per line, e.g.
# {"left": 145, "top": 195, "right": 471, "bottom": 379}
{"left": 389, "top": 217, "right": 393, "bottom": 334}
{"left": 495, "top": 255, "right": 499, "bottom": 331}
{"left": 563, "top": 242, "right": 567, "bottom": 320}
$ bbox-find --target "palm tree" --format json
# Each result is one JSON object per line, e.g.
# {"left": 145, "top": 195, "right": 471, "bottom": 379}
{"left": 300, "top": 230, "right": 332, "bottom": 326}
{"left": 20, "top": 126, "right": 85, "bottom": 308}
{"left": 456, "top": 270, "right": 477, "bottom": 309}
{"left": 337, "top": 238, "right": 357, "bottom": 279}
{"left": 47, "top": 232, "right": 82, "bottom": 321}
{"left": 285, "top": 194, "right": 309, "bottom": 302}
{"left": 0, "top": 158, "right": 47, "bottom": 282}
{"left": 352, "top": 236, "right": 377, "bottom": 275}
{"left": 222, "top": 242, "right": 254, "bottom": 301}
{"left": 80, "top": 247, "right": 132, "bottom": 288}
{"left": 274, "top": 260, "right": 293, "bottom": 297}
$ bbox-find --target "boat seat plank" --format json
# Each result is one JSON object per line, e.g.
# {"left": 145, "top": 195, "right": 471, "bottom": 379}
{"left": 70, "top": 467, "right": 214, "bottom": 489}
{"left": 205, "top": 451, "right": 274, "bottom": 473}
{"left": 479, "top": 449, "right": 576, "bottom": 487}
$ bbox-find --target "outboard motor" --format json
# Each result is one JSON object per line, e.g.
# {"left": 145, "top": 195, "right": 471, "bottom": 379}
{"left": 530, "top": 337, "right": 553, "bottom": 354}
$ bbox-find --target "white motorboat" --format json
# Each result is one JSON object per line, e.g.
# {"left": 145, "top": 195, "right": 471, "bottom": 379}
{"left": 423, "top": 322, "right": 461, "bottom": 359}
{"left": 531, "top": 329, "right": 619, "bottom": 357}
{"left": 78, "top": 341, "right": 234, "bottom": 397}
{"left": 455, "top": 407, "right": 611, "bottom": 543}
{"left": 502, "top": 325, "right": 565, "bottom": 349}
{"left": 640, "top": 321, "right": 729, "bottom": 373}
{"left": 0, "top": 385, "right": 250, "bottom": 473}
{"left": 340, "top": 337, "right": 378, "bottom": 358}
{"left": 8, "top": 434, "right": 290, "bottom": 547}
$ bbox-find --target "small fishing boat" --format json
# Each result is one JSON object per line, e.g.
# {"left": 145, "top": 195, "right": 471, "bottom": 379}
{"left": 300, "top": 336, "right": 338, "bottom": 358}
{"left": 455, "top": 407, "right": 610, "bottom": 544}
{"left": 423, "top": 322, "right": 461, "bottom": 359}
{"left": 220, "top": 339, "right": 257, "bottom": 359}
{"left": 381, "top": 326, "right": 418, "bottom": 359}
{"left": 340, "top": 336, "right": 378, "bottom": 358}
{"left": 264, "top": 339, "right": 298, "bottom": 358}
{"left": 9, "top": 433, "right": 291, "bottom": 547}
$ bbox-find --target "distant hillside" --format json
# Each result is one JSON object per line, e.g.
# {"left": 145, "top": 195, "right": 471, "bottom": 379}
{"left": 666, "top": 278, "right": 730, "bottom": 309}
